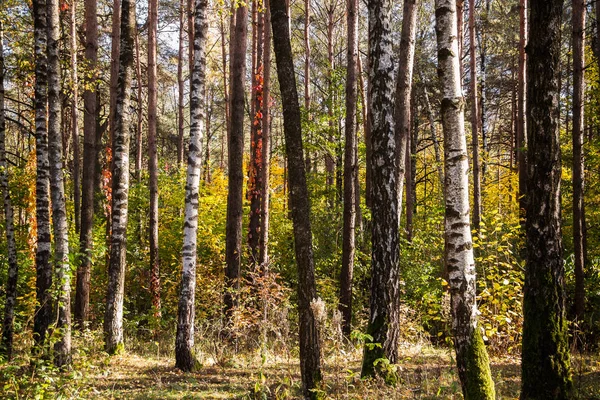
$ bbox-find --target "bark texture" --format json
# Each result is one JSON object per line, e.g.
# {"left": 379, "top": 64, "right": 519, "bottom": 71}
{"left": 32, "top": 0, "right": 53, "bottom": 351}
{"left": 270, "top": 0, "right": 323, "bottom": 397}
{"left": 521, "top": 0, "right": 573, "bottom": 398}
{"left": 361, "top": 0, "right": 400, "bottom": 380}
{"left": 225, "top": 1, "right": 248, "bottom": 320}
{"left": 176, "top": 0, "right": 208, "bottom": 372}
{"left": 148, "top": 0, "right": 161, "bottom": 318}
{"left": 339, "top": 0, "right": 359, "bottom": 337}
{"left": 75, "top": 0, "right": 98, "bottom": 328}
{"left": 572, "top": 0, "right": 586, "bottom": 322}
{"left": 0, "top": 21, "right": 20, "bottom": 360}
{"left": 434, "top": 0, "right": 495, "bottom": 398}
{"left": 47, "top": 0, "right": 71, "bottom": 367}
{"left": 104, "top": 0, "right": 136, "bottom": 355}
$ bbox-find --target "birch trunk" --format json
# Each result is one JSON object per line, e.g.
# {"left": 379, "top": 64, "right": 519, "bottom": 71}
{"left": 0, "top": 21, "right": 20, "bottom": 360}
{"left": 104, "top": 0, "right": 136, "bottom": 354}
{"left": 176, "top": 0, "right": 207, "bottom": 371}
{"left": 434, "top": 0, "right": 495, "bottom": 397}
{"left": 259, "top": 0, "right": 271, "bottom": 268}
{"left": 521, "top": 0, "right": 573, "bottom": 397}
{"left": 572, "top": 0, "right": 586, "bottom": 322}
{"left": 394, "top": 0, "right": 417, "bottom": 225}
{"left": 339, "top": 0, "right": 358, "bottom": 337}
{"left": 32, "top": 0, "right": 53, "bottom": 351}
{"left": 75, "top": 0, "right": 98, "bottom": 327}
{"left": 225, "top": 1, "right": 248, "bottom": 321}
{"left": 148, "top": 0, "right": 161, "bottom": 318}
{"left": 270, "top": 0, "right": 322, "bottom": 396}
{"left": 361, "top": 0, "right": 400, "bottom": 379}
{"left": 47, "top": 0, "right": 71, "bottom": 366}
{"left": 70, "top": 0, "right": 80, "bottom": 234}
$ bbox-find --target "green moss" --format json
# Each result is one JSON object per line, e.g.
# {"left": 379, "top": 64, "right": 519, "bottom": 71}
{"left": 464, "top": 329, "right": 495, "bottom": 400}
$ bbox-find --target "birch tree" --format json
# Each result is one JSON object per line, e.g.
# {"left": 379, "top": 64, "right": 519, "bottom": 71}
{"left": 47, "top": 0, "right": 71, "bottom": 366}
{"left": 434, "top": 0, "right": 495, "bottom": 397}
{"left": 0, "top": 20, "right": 20, "bottom": 360}
{"left": 521, "top": 0, "right": 573, "bottom": 397}
{"left": 361, "top": 0, "right": 400, "bottom": 379}
{"left": 176, "top": 0, "right": 208, "bottom": 372}
{"left": 104, "top": 0, "right": 136, "bottom": 354}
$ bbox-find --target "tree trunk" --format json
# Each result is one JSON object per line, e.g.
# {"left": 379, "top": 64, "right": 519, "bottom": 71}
{"left": 270, "top": 1, "right": 323, "bottom": 396}
{"left": 176, "top": 0, "right": 208, "bottom": 372}
{"left": 259, "top": 0, "right": 271, "bottom": 268}
{"left": 224, "top": 1, "right": 248, "bottom": 321}
{"left": 361, "top": 0, "right": 401, "bottom": 380}
{"left": 469, "top": 0, "right": 481, "bottom": 233}
{"left": 479, "top": 0, "right": 490, "bottom": 180}
{"left": 32, "top": 0, "right": 53, "bottom": 351}
{"left": 219, "top": 10, "right": 229, "bottom": 171}
{"left": 177, "top": 0, "right": 186, "bottom": 166}
{"left": 0, "top": 20, "right": 20, "bottom": 360}
{"left": 248, "top": 1, "right": 264, "bottom": 268}
{"left": 394, "top": 0, "right": 417, "bottom": 226}
{"left": 434, "top": 0, "right": 495, "bottom": 397}
{"left": 303, "top": 0, "right": 311, "bottom": 173}
{"left": 339, "top": 0, "right": 358, "bottom": 338}
{"left": 134, "top": 28, "right": 143, "bottom": 181}
{"left": 517, "top": 0, "right": 527, "bottom": 220}
{"left": 70, "top": 0, "right": 81, "bottom": 235}
{"left": 104, "top": 0, "right": 136, "bottom": 355}
{"left": 148, "top": 0, "right": 161, "bottom": 318}
{"left": 325, "top": 4, "right": 335, "bottom": 189}
{"left": 75, "top": 0, "right": 98, "bottom": 328}
{"left": 572, "top": 0, "right": 586, "bottom": 322}
{"left": 521, "top": 0, "right": 573, "bottom": 397}
{"left": 47, "top": 0, "right": 71, "bottom": 366}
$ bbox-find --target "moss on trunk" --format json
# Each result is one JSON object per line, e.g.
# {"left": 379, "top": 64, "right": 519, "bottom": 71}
{"left": 464, "top": 329, "right": 495, "bottom": 399}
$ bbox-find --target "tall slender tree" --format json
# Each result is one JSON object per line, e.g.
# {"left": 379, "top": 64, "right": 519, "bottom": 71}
{"left": 75, "top": 0, "right": 99, "bottom": 328}
{"left": 361, "top": 0, "right": 400, "bottom": 379}
{"left": 32, "top": 0, "right": 53, "bottom": 351}
{"left": 434, "top": 0, "right": 495, "bottom": 397}
{"left": 393, "top": 0, "right": 417, "bottom": 223}
{"left": 47, "top": 0, "right": 71, "bottom": 366}
{"left": 225, "top": 0, "right": 248, "bottom": 321}
{"left": 0, "top": 20, "right": 20, "bottom": 360}
{"left": 517, "top": 0, "right": 527, "bottom": 218}
{"left": 177, "top": 0, "right": 186, "bottom": 167}
{"left": 572, "top": 0, "right": 586, "bottom": 322}
{"left": 104, "top": 0, "right": 136, "bottom": 354}
{"left": 148, "top": 0, "right": 161, "bottom": 318}
{"left": 176, "top": 0, "right": 208, "bottom": 372}
{"left": 70, "top": 0, "right": 81, "bottom": 234}
{"left": 521, "top": 0, "right": 572, "bottom": 397}
{"left": 469, "top": 0, "right": 481, "bottom": 232}
{"left": 339, "top": 0, "right": 359, "bottom": 337}
{"left": 270, "top": 0, "right": 322, "bottom": 396}
{"left": 259, "top": 0, "right": 271, "bottom": 268}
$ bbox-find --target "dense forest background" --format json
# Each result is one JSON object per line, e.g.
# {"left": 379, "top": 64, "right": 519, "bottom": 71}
{"left": 0, "top": 0, "right": 599, "bottom": 398}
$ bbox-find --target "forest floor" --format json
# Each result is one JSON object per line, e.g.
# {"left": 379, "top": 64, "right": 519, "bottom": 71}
{"left": 1, "top": 332, "right": 600, "bottom": 399}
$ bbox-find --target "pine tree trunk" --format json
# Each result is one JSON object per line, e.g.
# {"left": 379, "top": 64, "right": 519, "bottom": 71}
{"left": 47, "top": 0, "right": 71, "bottom": 367}
{"left": 70, "top": 0, "right": 81, "bottom": 235}
{"left": 148, "top": 0, "right": 161, "bottom": 319}
{"left": 32, "top": 0, "right": 53, "bottom": 351}
{"left": 270, "top": 1, "right": 322, "bottom": 397}
{"left": 75, "top": 0, "right": 98, "bottom": 328}
{"left": 517, "top": 0, "right": 527, "bottom": 219}
{"left": 176, "top": 0, "right": 207, "bottom": 371}
{"left": 521, "top": 0, "right": 573, "bottom": 397}
{"left": 339, "top": 0, "right": 358, "bottom": 338}
{"left": 0, "top": 21, "right": 20, "bottom": 360}
{"left": 248, "top": 2, "right": 265, "bottom": 268}
{"left": 394, "top": 0, "right": 417, "bottom": 225}
{"left": 303, "top": 0, "right": 311, "bottom": 173}
{"left": 572, "top": 0, "right": 586, "bottom": 322}
{"left": 434, "top": 0, "right": 495, "bottom": 397}
{"left": 224, "top": 1, "right": 248, "bottom": 322}
{"left": 104, "top": 0, "right": 136, "bottom": 354}
{"left": 361, "top": 0, "right": 401, "bottom": 379}
{"left": 259, "top": 0, "right": 271, "bottom": 269}
{"left": 469, "top": 0, "right": 481, "bottom": 233}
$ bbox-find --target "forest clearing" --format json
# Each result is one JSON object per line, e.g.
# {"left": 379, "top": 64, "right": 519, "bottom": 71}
{"left": 1, "top": 0, "right": 600, "bottom": 398}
